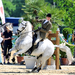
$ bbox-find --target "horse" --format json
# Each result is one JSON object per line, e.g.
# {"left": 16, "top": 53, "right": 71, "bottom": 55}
{"left": 9, "top": 21, "right": 75, "bottom": 72}
{"left": 9, "top": 21, "right": 55, "bottom": 72}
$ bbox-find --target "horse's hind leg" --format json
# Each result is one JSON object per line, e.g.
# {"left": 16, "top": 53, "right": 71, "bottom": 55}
{"left": 40, "top": 56, "right": 49, "bottom": 70}
{"left": 35, "top": 58, "right": 47, "bottom": 72}
{"left": 31, "top": 57, "right": 46, "bottom": 72}
{"left": 31, "top": 58, "right": 41, "bottom": 72}
{"left": 34, "top": 58, "right": 42, "bottom": 72}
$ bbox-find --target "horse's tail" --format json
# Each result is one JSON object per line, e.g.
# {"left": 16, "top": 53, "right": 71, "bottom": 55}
{"left": 54, "top": 45, "right": 60, "bottom": 48}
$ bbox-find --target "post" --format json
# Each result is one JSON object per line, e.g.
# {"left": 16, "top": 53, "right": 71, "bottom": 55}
{"left": 47, "top": 29, "right": 60, "bottom": 69}
{"left": 55, "top": 29, "right": 60, "bottom": 69}
{"left": 47, "top": 30, "right": 52, "bottom": 65}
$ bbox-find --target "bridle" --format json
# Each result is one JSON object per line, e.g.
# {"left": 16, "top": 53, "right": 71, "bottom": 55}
{"left": 16, "top": 21, "right": 34, "bottom": 36}
{"left": 17, "top": 22, "right": 27, "bottom": 34}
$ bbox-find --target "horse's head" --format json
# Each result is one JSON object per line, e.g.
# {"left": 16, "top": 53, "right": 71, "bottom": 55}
{"left": 15, "top": 21, "right": 27, "bottom": 35}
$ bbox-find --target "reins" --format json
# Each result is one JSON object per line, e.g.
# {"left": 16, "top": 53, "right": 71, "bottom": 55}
{"left": 18, "top": 31, "right": 34, "bottom": 36}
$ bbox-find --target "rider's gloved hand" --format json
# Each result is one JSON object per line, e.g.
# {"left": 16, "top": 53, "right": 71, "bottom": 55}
{"left": 34, "top": 27, "right": 41, "bottom": 33}
{"left": 38, "top": 27, "right": 41, "bottom": 30}
{"left": 35, "top": 16, "right": 39, "bottom": 19}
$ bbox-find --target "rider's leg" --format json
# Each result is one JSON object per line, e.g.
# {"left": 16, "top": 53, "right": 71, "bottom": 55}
{"left": 34, "top": 32, "right": 42, "bottom": 45}
{"left": 26, "top": 39, "right": 43, "bottom": 55}
{"left": 25, "top": 34, "right": 37, "bottom": 55}
{"left": 7, "top": 43, "right": 12, "bottom": 64}
{"left": 26, "top": 32, "right": 44, "bottom": 55}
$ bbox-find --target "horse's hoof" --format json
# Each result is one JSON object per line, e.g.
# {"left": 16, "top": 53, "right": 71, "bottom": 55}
{"left": 33, "top": 70, "right": 39, "bottom": 73}
{"left": 27, "top": 70, "right": 32, "bottom": 73}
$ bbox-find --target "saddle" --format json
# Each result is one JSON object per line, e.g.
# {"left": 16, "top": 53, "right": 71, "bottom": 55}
{"left": 26, "top": 33, "right": 43, "bottom": 54}
{"left": 32, "top": 33, "right": 44, "bottom": 50}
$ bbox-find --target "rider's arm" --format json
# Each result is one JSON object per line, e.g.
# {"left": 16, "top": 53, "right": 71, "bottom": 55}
{"left": 35, "top": 17, "right": 44, "bottom": 22}
{"left": 40, "top": 22, "right": 52, "bottom": 33}
{"left": 2, "top": 32, "right": 12, "bottom": 40}
{"left": 36, "top": 19, "right": 43, "bottom": 22}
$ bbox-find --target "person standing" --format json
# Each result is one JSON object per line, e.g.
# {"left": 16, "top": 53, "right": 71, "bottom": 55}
{"left": 0, "top": 32, "right": 3, "bottom": 64}
{"left": 2, "top": 23, "right": 13, "bottom": 64}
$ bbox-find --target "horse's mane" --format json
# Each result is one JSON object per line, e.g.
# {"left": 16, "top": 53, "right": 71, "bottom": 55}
{"left": 26, "top": 21, "right": 32, "bottom": 31}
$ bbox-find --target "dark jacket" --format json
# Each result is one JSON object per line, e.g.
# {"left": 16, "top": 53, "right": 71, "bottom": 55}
{"left": 36, "top": 19, "right": 52, "bottom": 39}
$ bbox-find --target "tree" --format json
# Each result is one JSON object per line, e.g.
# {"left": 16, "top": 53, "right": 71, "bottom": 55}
{"left": 2, "top": 0, "right": 16, "bottom": 17}
{"left": 22, "top": 0, "right": 65, "bottom": 32}
{"left": 22, "top": 0, "right": 46, "bottom": 29}
{"left": 54, "top": 0, "right": 75, "bottom": 29}
{"left": 45, "top": 0, "right": 53, "bottom": 5}
{"left": 12, "top": 0, "right": 25, "bottom": 17}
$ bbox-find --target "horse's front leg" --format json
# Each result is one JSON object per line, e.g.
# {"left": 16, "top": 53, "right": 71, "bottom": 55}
{"left": 13, "top": 49, "right": 25, "bottom": 56}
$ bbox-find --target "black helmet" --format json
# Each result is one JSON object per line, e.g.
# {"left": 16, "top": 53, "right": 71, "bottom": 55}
{"left": 46, "top": 13, "right": 51, "bottom": 17}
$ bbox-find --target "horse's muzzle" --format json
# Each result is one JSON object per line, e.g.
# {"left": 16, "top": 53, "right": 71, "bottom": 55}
{"left": 15, "top": 29, "right": 20, "bottom": 35}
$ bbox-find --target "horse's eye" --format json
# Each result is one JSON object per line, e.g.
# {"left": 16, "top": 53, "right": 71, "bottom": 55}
{"left": 22, "top": 27, "right": 25, "bottom": 30}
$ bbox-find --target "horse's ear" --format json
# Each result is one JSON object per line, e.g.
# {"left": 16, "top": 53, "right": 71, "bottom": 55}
{"left": 19, "top": 18, "right": 24, "bottom": 23}
{"left": 25, "top": 22, "right": 27, "bottom": 26}
{"left": 21, "top": 18, "right": 24, "bottom": 22}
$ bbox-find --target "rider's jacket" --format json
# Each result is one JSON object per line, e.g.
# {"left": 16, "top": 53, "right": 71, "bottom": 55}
{"left": 36, "top": 19, "right": 52, "bottom": 39}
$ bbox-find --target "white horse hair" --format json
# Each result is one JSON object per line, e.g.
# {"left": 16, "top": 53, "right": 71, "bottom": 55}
{"left": 55, "top": 43, "right": 75, "bottom": 65}
{"left": 9, "top": 21, "right": 74, "bottom": 72}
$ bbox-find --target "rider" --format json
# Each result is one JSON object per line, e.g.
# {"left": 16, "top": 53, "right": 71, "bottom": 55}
{"left": 26, "top": 13, "right": 52, "bottom": 55}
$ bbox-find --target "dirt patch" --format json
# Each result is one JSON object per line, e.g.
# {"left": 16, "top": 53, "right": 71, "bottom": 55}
{"left": 0, "top": 65, "right": 75, "bottom": 75}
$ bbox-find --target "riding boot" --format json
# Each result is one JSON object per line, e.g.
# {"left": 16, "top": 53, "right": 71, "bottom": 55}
{"left": 26, "top": 39, "right": 43, "bottom": 55}
{"left": 25, "top": 46, "right": 33, "bottom": 55}
{"left": 26, "top": 44, "right": 38, "bottom": 55}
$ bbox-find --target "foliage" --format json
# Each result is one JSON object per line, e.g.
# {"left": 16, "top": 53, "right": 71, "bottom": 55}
{"left": 18, "top": 53, "right": 25, "bottom": 57}
{"left": 2, "top": 0, "right": 25, "bottom": 17}
{"left": 45, "top": 0, "right": 53, "bottom": 4}
{"left": 2, "top": 0, "right": 75, "bottom": 30}
{"left": 63, "top": 28, "right": 73, "bottom": 39}
{"left": 22, "top": 0, "right": 46, "bottom": 26}
{"left": 22, "top": 0, "right": 65, "bottom": 32}
{"left": 60, "top": 50, "right": 67, "bottom": 58}
{"left": 2, "top": 0, "right": 16, "bottom": 17}
{"left": 12, "top": 0, "right": 25, "bottom": 17}
{"left": 54, "top": 0, "right": 75, "bottom": 29}
{"left": 18, "top": 53, "right": 35, "bottom": 57}
{"left": 38, "top": 3, "right": 65, "bottom": 32}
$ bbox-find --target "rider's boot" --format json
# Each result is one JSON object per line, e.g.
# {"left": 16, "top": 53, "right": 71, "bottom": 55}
{"left": 25, "top": 46, "right": 33, "bottom": 55}
{"left": 26, "top": 39, "right": 43, "bottom": 55}
{"left": 26, "top": 43, "right": 39, "bottom": 55}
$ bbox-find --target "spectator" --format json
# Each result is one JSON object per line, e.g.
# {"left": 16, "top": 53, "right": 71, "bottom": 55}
{"left": 0, "top": 32, "right": 3, "bottom": 64}
{"left": 2, "top": 23, "right": 13, "bottom": 64}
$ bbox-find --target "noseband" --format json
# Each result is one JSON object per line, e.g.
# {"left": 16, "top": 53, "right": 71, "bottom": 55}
{"left": 17, "top": 22, "right": 27, "bottom": 34}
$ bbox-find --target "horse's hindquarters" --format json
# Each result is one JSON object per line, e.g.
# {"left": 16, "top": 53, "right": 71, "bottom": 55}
{"left": 32, "top": 39, "right": 54, "bottom": 58}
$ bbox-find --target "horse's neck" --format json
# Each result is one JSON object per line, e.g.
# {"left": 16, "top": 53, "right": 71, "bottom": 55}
{"left": 20, "top": 21, "right": 32, "bottom": 39}
{"left": 26, "top": 21, "right": 32, "bottom": 37}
